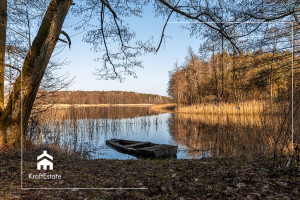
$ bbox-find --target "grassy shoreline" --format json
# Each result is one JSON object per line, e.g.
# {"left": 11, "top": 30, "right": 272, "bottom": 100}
{"left": 1, "top": 149, "right": 299, "bottom": 199}
{"left": 151, "top": 101, "right": 284, "bottom": 115}
{"left": 150, "top": 103, "right": 177, "bottom": 112}
{"left": 41, "top": 101, "right": 283, "bottom": 116}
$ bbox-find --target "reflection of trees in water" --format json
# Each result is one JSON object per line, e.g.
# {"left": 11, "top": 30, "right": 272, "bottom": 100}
{"left": 169, "top": 113, "right": 299, "bottom": 157}
{"left": 44, "top": 106, "right": 161, "bottom": 120}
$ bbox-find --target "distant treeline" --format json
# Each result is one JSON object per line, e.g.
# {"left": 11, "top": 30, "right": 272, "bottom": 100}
{"left": 168, "top": 49, "right": 299, "bottom": 105}
{"left": 49, "top": 91, "right": 170, "bottom": 104}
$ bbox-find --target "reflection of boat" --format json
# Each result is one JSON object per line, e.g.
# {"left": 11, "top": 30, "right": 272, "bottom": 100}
{"left": 106, "top": 139, "right": 177, "bottom": 158}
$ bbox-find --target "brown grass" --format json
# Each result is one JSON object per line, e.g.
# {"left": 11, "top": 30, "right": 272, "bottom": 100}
{"left": 150, "top": 103, "right": 177, "bottom": 113}
{"left": 176, "top": 100, "right": 282, "bottom": 115}
{"left": 174, "top": 113, "right": 278, "bottom": 127}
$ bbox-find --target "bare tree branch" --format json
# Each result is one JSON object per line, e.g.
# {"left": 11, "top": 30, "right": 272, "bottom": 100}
{"left": 156, "top": 0, "right": 180, "bottom": 53}
{"left": 100, "top": 2, "right": 118, "bottom": 78}
{"left": 156, "top": 0, "right": 241, "bottom": 53}
{"left": 60, "top": 30, "right": 72, "bottom": 48}
{"left": 4, "top": 63, "right": 21, "bottom": 72}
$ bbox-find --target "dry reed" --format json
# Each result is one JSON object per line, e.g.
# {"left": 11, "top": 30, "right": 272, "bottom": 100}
{"left": 150, "top": 103, "right": 177, "bottom": 112}
{"left": 176, "top": 101, "right": 282, "bottom": 115}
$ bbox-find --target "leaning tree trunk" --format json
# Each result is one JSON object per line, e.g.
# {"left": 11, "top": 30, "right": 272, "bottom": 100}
{"left": 0, "top": 0, "right": 7, "bottom": 111}
{"left": 0, "top": 0, "right": 72, "bottom": 147}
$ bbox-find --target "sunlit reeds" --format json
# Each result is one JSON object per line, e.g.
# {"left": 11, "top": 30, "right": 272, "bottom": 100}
{"left": 176, "top": 100, "right": 283, "bottom": 115}
{"left": 174, "top": 113, "right": 280, "bottom": 128}
{"left": 150, "top": 103, "right": 177, "bottom": 113}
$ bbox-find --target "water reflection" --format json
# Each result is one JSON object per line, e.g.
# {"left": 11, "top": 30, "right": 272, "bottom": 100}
{"left": 169, "top": 113, "right": 288, "bottom": 157}
{"left": 46, "top": 106, "right": 161, "bottom": 119}
{"left": 30, "top": 106, "right": 298, "bottom": 159}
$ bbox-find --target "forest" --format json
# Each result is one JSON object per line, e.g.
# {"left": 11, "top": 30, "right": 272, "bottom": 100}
{"left": 169, "top": 48, "right": 299, "bottom": 105}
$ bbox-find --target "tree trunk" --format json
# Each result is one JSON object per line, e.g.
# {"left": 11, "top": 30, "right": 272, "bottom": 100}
{"left": 0, "top": 0, "right": 72, "bottom": 147}
{"left": 221, "top": 34, "right": 224, "bottom": 98}
{"left": 0, "top": 0, "right": 7, "bottom": 111}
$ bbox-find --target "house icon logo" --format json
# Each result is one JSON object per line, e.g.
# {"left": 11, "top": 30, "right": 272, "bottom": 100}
{"left": 37, "top": 150, "right": 53, "bottom": 170}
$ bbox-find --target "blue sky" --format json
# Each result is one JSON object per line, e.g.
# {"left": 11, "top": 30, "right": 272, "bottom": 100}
{"left": 58, "top": 6, "right": 202, "bottom": 96}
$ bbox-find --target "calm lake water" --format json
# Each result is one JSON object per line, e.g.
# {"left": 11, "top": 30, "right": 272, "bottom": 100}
{"left": 32, "top": 106, "right": 296, "bottom": 159}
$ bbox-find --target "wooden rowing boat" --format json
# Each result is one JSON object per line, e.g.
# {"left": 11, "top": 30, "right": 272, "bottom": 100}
{"left": 106, "top": 138, "right": 178, "bottom": 158}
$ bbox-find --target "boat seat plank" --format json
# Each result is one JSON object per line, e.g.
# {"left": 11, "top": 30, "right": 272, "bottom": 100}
{"left": 125, "top": 142, "right": 152, "bottom": 148}
{"left": 140, "top": 144, "right": 175, "bottom": 151}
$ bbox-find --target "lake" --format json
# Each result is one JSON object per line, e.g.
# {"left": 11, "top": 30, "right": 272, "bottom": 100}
{"left": 30, "top": 106, "right": 296, "bottom": 159}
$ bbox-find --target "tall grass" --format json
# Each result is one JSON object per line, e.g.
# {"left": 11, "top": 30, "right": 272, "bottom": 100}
{"left": 176, "top": 100, "right": 282, "bottom": 115}
{"left": 150, "top": 103, "right": 177, "bottom": 112}
{"left": 174, "top": 113, "right": 279, "bottom": 128}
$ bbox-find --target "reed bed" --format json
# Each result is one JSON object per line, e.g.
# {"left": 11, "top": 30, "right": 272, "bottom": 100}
{"left": 150, "top": 103, "right": 177, "bottom": 112}
{"left": 174, "top": 113, "right": 280, "bottom": 128}
{"left": 176, "top": 100, "right": 282, "bottom": 115}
